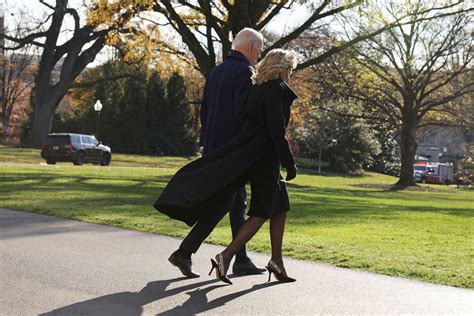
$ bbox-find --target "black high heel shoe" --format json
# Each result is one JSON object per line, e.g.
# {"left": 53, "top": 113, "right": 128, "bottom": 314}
{"left": 266, "top": 260, "right": 296, "bottom": 283}
{"left": 209, "top": 253, "right": 232, "bottom": 285}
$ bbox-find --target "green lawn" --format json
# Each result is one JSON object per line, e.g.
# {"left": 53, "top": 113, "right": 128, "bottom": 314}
{"left": 0, "top": 145, "right": 473, "bottom": 288}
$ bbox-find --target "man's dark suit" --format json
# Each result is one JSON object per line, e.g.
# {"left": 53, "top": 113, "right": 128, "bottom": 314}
{"left": 180, "top": 50, "right": 253, "bottom": 260}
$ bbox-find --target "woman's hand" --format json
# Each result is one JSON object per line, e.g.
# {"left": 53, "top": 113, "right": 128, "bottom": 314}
{"left": 285, "top": 165, "right": 297, "bottom": 181}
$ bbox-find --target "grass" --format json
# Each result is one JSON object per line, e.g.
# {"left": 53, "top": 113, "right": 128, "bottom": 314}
{"left": 0, "top": 145, "right": 473, "bottom": 289}
{"left": 0, "top": 144, "right": 196, "bottom": 167}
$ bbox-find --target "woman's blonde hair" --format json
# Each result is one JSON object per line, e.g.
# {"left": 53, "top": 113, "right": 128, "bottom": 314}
{"left": 251, "top": 49, "right": 297, "bottom": 85}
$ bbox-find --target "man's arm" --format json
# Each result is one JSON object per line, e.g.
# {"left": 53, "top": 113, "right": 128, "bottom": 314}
{"left": 233, "top": 66, "right": 253, "bottom": 126}
{"left": 199, "top": 80, "right": 209, "bottom": 147}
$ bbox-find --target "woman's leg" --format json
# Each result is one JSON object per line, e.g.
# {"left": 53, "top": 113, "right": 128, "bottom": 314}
{"left": 267, "top": 211, "right": 295, "bottom": 282}
{"left": 269, "top": 211, "right": 287, "bottom": 264}
{"left": 220, "top": 216, "right": 265, "bottom": 271}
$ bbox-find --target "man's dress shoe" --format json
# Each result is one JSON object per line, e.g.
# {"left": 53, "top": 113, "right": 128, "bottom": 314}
{"left": 232, "top": 258, "right": 266, "bottom": 275}
{"left": 168, "top": 251, "right": 200, "bottom": 278}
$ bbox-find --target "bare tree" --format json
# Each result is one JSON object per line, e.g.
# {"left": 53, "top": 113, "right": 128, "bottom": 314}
{"left": 0, "top": 41, "right": 36, "bottom": 139}
{"left": 312, "top": 0, "right": 473, "bottom": 187}
{"left": 1, "top": 0, "right": 149, "bottom": 147}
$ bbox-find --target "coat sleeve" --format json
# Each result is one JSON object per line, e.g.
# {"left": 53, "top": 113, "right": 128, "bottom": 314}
{"left": 264, "top": 83, "right": 296, "bottom": 168}
{"left": 233, "top": 66, "right": 253, "bottom": 127}
{"left": 199, "top": 80, "right": 209, "bottom": 146}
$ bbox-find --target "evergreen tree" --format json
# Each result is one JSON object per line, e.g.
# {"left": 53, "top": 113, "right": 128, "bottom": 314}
{"left": 161, "top": 73, "right": 197, "bottom": 155}
{"left": 94, "top": 61, "right": 126, "bottom": 147}
{"left": 368, "top": 122, "right": 400, "bottom": 176}
{"left": 296, "top": 101, "right": 381, "bottom": 173}
{"left": 145, "top": 72, "right": 168, "bottom": 155}
{"left": 115, "top": 65, "right": 148, "bottom": 154}
{"left": 326, "top": 116, "right": 381, "bottom": 173}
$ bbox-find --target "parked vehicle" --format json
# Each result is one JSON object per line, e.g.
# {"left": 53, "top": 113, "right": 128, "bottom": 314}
{"left": 413, "top": 162, "right": 453, "bottom": 184}
{"left": 413, "top": 162, "right": 429, "bottom": 183}
{"left": 41, "top": 133, "right": 111, "bottom": 166}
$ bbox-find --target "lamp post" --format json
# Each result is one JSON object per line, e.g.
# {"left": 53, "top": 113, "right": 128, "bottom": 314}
{"left": 94, "top": 100, "right": 102, "bottom": 139}
{"left": 442, "top": 147, "right": 447, "bottom": 163}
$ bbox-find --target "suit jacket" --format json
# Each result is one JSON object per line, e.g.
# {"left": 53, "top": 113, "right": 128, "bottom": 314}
{"left": 200, "top": 50, "right": 253, "bottom": 156}
{"left": 154, "top": 79, "right": 297, "bottom": 226}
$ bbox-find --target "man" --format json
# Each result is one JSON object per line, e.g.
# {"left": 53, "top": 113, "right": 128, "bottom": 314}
{"left": 168, "top": 28, "right": 266, "bottom": 278}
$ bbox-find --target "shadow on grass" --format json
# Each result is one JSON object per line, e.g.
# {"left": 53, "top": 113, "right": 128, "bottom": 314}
{"left": 287, "top": 182, "right": 473, "bottom": 204}
{"left": 1, "top": 171, "right": 472, "bottom": 229}
{"left": 288, "top": 189, "right": 472, "bottom": 219}
{"left": 41, "top": 277, "right": 278, "bottom": 315}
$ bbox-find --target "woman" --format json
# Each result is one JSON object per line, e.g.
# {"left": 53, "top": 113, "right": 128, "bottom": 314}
{"left": 155, "top": 49, "right": 298, "bottom": 284}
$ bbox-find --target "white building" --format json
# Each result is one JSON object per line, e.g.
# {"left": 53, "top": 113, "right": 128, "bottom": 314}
{"left": 415, "top": 126, "right": 471, "bottom": 163}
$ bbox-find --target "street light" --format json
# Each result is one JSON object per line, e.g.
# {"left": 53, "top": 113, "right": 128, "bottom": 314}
{"left": 94, "top": 100, "right": 102, "bottom": 140}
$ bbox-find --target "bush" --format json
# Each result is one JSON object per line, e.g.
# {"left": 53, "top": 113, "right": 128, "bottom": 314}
{"left": 295, "top": 101, "right": 381, "bottom": 173}
{"left": 368, "top": 122, "right": 400, "bottom": 175}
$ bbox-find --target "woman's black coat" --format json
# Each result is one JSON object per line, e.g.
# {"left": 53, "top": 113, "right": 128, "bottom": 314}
{"left": 154, "top": 79, "right": 297, "bottom": 226}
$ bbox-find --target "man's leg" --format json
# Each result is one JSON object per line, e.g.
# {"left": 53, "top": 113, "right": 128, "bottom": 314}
{"left": 169, "top": 190, "right": 237, "bottom": 278}
{"left": 180, "top": 191, "right": 236, "bottom": 254}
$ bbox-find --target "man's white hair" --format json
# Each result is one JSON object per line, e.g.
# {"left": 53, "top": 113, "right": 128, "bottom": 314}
{"left": 231, "top": 28, "right": 264, "bottom": 50}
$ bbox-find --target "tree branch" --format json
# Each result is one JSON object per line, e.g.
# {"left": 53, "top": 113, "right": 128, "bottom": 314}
{"left": 418, "top": 86, "right": 474, "bottom": 118}
{"left": 256, "top": 1, "right": 287, "bottom": 30}
{"left": 65, "top": 8, "right": 81, "bottom": 35}
{"left": 0, "top": 32, "right": 48, "bottom": 50}
{"left": 297, "top": 6, "right": 474, "bottom": 71}
{"left": 157, "top": 0, "right": 211, "bottom": 72}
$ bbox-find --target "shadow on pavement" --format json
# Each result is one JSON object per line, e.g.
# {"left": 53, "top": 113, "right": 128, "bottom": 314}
{"left": 160, "top": 281, "right": 279, "bottom": 315}
{"left": 40, "top": 277, "right": 278, "bottom": 315}
{"left": 0, "top": 210, "right": 97, "bottom": 240}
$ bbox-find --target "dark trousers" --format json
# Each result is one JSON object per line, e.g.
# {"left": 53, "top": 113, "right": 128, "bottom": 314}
{"left": 180, "top": 186, "right": 248, "bottom": 261}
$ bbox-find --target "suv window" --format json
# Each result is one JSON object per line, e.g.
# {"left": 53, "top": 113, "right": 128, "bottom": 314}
{"left": 80, "top": 135, "right": 89, "bottom": 144}
{"left": 44, "top": 135, "right": 70, "bottom": 145}
{"left": 70, "top": 134, "right": 80, "bottom": 144}
{"left": 88, "top": 136, "right": 99, "bottom": 145}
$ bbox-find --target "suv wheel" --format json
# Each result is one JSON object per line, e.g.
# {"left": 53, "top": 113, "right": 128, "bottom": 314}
{"left": 100, "top": 153, "right": 111, "bottom": 166}
{"left": 46, "top": 160, "right": 56, "bottom": 165}
{"left": 74, "top": 152, "right": 85, "bottom": 166}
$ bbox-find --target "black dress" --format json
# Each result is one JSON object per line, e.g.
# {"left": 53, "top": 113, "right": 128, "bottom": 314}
{"left": 154, "top": 79, "right": 297, "bottom": 224}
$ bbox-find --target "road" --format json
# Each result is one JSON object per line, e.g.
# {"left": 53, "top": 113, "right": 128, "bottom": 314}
{"left": 0, "top": 208, "right": 472, "bottom": 315}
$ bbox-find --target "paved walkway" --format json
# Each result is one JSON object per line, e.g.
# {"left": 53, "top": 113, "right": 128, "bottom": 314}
{"left": 0, "top": 208, "right": 472, "bottom": 315}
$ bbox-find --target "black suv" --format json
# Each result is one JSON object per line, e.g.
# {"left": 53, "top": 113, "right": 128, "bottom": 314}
{"left": 41, "top": 133, "right": 112, "bottom": 166}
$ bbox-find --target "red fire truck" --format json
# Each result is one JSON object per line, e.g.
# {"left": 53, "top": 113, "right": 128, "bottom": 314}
{"left": 413, "top": 162, "right": 454, "bottom": 184}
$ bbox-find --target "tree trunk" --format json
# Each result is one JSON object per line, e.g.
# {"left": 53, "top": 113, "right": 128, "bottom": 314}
{"left": 22, "top": 99, "right": 56, "bottom": 148}
{"left": 22, "top": 78, "right": 67, "bottom": 148}
{"left": 396, "top": 118, "right": 418, "bottom": 187}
